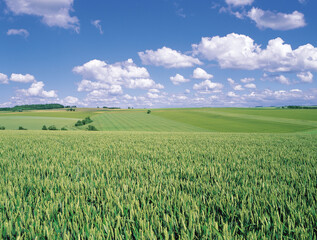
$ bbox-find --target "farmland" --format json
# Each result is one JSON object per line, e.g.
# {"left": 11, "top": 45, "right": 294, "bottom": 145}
{"left": 0, "top": 107, "right": 316, "bottom": 132}
{"left": 0, "top": 108, "right": 316, "bottom": 238}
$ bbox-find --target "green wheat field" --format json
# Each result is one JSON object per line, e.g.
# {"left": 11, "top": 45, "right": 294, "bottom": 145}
{"left": 0, "top": 108, "right": 316, "bottom": 239}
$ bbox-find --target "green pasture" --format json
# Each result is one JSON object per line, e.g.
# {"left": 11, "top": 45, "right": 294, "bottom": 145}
{"left": 89, "top": 110, "right": 206, "bottom": 132}
{"left": 0, "top": 131, "right": 316, "bottom": 238}
{"left": 0, "top": 107, "right": 316, "bottom": 133}
{"left": 151, "top": 108, "right": 317, "bottom": 133}
{"left": 0, "top": 116, "right": 78, "bottom": 130}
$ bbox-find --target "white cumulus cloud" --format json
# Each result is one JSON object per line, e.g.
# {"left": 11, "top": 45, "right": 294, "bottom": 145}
{"left": 170, "top": 74, "right": 190, "bottom": 85}
{"left": 193, "top": 80, "right": 223, "bottom": 91}
{"left": 64, "top": 96, "right": 79, "bottom": 105}
{"left": 7, "top": 28, "right": 29, "bottom": 37}
{"left": 248, "top": 8, "right": 306, "bottom": 30}
{"left": 4, "top": 0, "right": 79, "bottom": 32}
{"left": 73, "top": 58, "right": 164, "bottom": 99}
{"left": 225, "top": 0, "right": 254, "bottom": 7}
{"left": 192, "top": 33, "right": 317, "bottom": 72}
{"left": 244, "top": 83, "right": 256, "bottom": 89}
{"left": 297, "top": 72, "right": 313, "bottom": 83}
{"left": 241, "top": 77, "right": 255, "bottom": 83}
{"left": 0, "top": 73, "right": 9, "bottom": 84}
{"left": 10, "top": 73, "right": 35, "bottom": 83}
{"left": 19, "top": 81, "right": 57, "bottom": 98}
{"left": 228, "top": 78, "right": 244, "bottom": 91}
{"left": 192, "top": 68, "right": 213, "bottom": 80}
{"left": 138, "top": 46, "right": 202, "bottom": 68}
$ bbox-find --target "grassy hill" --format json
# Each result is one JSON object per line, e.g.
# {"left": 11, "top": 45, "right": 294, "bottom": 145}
{"left": 0, "top": 107, "right": 316, "bottom": 133}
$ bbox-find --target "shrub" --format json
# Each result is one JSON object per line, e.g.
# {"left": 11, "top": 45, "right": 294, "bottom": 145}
{"left": 0, "top": 126, "right": 5, "bottom": 130}
{"left": 18, "top": 126, "right": 27, "bottom": 130}
{"left": 48, "top": 125, "right": 58, "bottom": 131}
{"left": 83, "top": 117, "right": 93, "bottom": 125}
{"left": 75, "top": 120, "right": 83, "bottom": 126}
{"left": 87, "top": 125, "right": 98, "bottom": 131}
{"left": 42, "top": 125, "right": 48, "bottom": 130}
{"left": 61, "top": 127, "right": 67, "bottom": 131}
{"left": 147, "top": 110, "right": 151, "bottom": 114}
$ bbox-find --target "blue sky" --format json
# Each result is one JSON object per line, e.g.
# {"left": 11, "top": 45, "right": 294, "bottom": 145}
{"left": 0, "top": 0, "right": 316, "bottom": 108}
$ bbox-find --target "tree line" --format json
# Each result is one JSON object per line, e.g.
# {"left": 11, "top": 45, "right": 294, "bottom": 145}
{"left": 0, "top": 104, "right": 65, "bottom": 112}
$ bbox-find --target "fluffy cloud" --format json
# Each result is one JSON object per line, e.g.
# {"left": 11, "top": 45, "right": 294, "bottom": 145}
{"left": 73, "top": 59, "right": 150, "bottom": 85}
{"left": 248, "top": 8, "right": 306, "bottom": 30}
{"left": 77, "top": 80, "right": 110, "bottom": 92}
{"left": 297, "top": 72, "right": 313, "bottom": 83}
{"left": 10, "top": 73, "right": 35, "bottom": 83}
{"left": 241, "top": 77, "right": 255, "bottom": 83}
{"left": 228, "top": 78, "right": 244, "bottom": 91}
{"left": 126, "top": 79, "right": 163, "bottom": 89}
{"left": 227, "top": 91, "right": 239, "bottom": 97}
{"left": 275, "top": 75, "right": 290, "bottom": 85}
{"left": 193, "top": 80, "right": 223, "bottom": 92}
{"left": 244, "top": 83, "right": 256, "bottom": 89}
{"left": 74, "top": 59, "right": 164, "bottom": 99}
{"left": 170, "top": 74, "right": 189, "bottom": 85}
{"left": 138, "top": 46, "right": 202, "bottom": 68}
{"left": 19, "top": 81, "right": 57, "bottom": 98}
{"left": 4, "top": 0, "right": 79, "bottom": 31}
{"left": 7, "top": 29, "right": 29, "bottom": 37}
{"left": 0, "top": 73, "right": 9, "bottom": 84}
{"left": 262, "top": 74, "right": 291, "bottom": 85}
{"left": 225, "top": 0, "right": 254, "bottom": 7}
{"left": 193, "top": 33, "right": 317, "bottom": 72}
{"left": 63, "top": 96, "right": 79, "bottom": 105}
{"left": 234, "top": 85, "right": 244, "bottom": 91}
{"left": 192, "top": 68, "right": 213, "bottom": 80}
{"left": 91, "top": 20, "right": 103, "bottom": 34}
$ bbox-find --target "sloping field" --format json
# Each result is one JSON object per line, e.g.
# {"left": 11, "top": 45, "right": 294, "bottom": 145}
{"left": 88, "top": 108, "right": 317, "bottom": 133}
{"left": 0, "top": 131, "right": 316, "bottom": 238}
{"left": 0, "top": 108, "right": 316, "bottom": 132}
{"left": 90, "top": 111, "right": 206, "bottom": 132}
{"left": 0, "top": 109, "right": 103, "bottom": 130}
{"left": 0, "top": 116, "right": 79, "bottom": 130}
{"left": 151, "top": 108, "right": 317, "bottom": 133}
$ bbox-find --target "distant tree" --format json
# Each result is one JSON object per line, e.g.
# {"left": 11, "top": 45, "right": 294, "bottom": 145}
{"left": 87, "top": 125, "right": 98, "bottom": 131}
{"left": 48, "top": 125, "right": 58, "bottom": 130}
{"left": 42, "top": 125, "right": 48, "bottom": 130}
{"left": 18, "top": 126, "right": 27, "bottom": 130}
{"left": 147, "top": 110, "right": 151, "bottom": 114}
{"left": 61, "top": 127, "right": 67, "bottom": 131}
{"left": 0, "top": 126, "right": 5, "bottom": 130}
{"left": 75, "top": 120, "right": 83, "bottom": 126}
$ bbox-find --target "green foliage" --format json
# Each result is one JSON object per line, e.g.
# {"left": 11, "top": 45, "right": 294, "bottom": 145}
{"left": 87, "top": 125, "right": 97, "bottom": 131}
{"left": 0, "top": 126, "right": 5, "bottom": 130}
{"left": 147, "top": 109, "right": 151, "bottom": 114}
{"left": 61, "top": 127, "right": 67, "bottom": 131}
{"left": 42, "top": 125, "right": 47, "bottom": 130}
{"left": 48, "top": 125, "right": 58, "bottom": 130}
{"left": 18, "top": 126, "right": 27, "bottom": 130}
{"left": 75, "top": 117, "right": 93, "bottom": 127}
{"left": 82, "top": 117, "right": 93, "bottom": 125}
{"left": 0, "top": 103, "right": 64, "bottom": 111}
{"left": 0, "top": 131, "right": 316, "bottom": 238}
{"left": 75, "top": 120, "right": 83, "bottom": 126}
{"left": 287, "top": 105, "right": 317, "bottom": 109}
